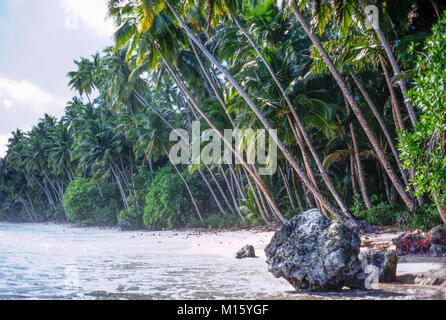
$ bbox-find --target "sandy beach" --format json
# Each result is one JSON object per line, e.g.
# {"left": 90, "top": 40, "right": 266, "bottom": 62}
{"left": 130, "top": 226, "right": 446, "bottom": 290}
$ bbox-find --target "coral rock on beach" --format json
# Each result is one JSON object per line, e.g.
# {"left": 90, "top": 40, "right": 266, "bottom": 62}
{"left": 264, "top": 209, "right": 365, "bottom": 291}
{"left": 235, "top": 245, "right": 256, "bottom": 259}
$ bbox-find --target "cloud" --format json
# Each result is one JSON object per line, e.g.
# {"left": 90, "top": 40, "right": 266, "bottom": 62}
{"left": 0, "top": 77, "right": 67, "bottom": 139}
{"left": 0, "top": 0, "right": 115, "bottom": 156}
{"left": 0, "top": 78, "right": 66, "bottom": 115}
{"left": 62, "top": 0, "right": 115, "bottom": 37}
{"left": 3, "top": 99, "right": 13, "bottom": 109}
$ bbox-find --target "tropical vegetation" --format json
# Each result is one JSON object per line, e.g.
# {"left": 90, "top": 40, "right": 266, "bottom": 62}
{"left": 0, "top": 0, "right": 445, "bottom": 231}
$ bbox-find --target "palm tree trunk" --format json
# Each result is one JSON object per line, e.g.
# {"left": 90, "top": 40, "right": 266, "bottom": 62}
{"left": 189, "top": 39, "right": 235, "bottom": 127}
{"left": 29, "top": 172, "right": 57, "bottom": 211}
{"left": 42, "top": 171, "right": 63, "bottom": 202}
{"left": 350, "top": 154, "right": 359, "bottom": 196}
{"left": 115, "top": 160, "right": 131, "bottom": 189}
{"left": 431, "top": 0, "right": 441, "bottom": 20}
{"left": 350, "top": 118, "right": 372, "bottom": 209}
{"left": 291, "top": 5, "right": 417, "bottom": 213}
{"left": 19, "top": 197, "right": 34, "bottom": 222}
{"left": 190, "top": 40, "right": 256, "bottom": 215}
{"left": 291, "top": 169, "right": 305, "bottom": 212}
{"left": 219, "top": 166, "right": 245, "bottom": 220}
{"left": 279, "top": 166, "right": 296, "bottom": 210}
{"left": 206, "top": 164, "right": 235, "bottom": 214}
{"left": 229, "top": 164, "right": 246, "bottom": 200}
{"left": 97, "top": 183, "right": 104, "bottom": 199}
{"left": 197, "top": 168, "right": 227, "bottom": 215}
{"left": 134, "top": 88, "right": 231, "bottom": 216}
{"left": 286, "top": 114, "right": 326, "bottom": 215}
{"left": 380, "top": 56, "right": 405, "bottom": 131}
{"left": 25, "top": 192, "right": 39, "bottom": 221}
{"left": 245, "top": 171, "right": 270, "bottom": 224}
{"left": 383, "top": 172, "right": 397, "bottom": 206}
{"left": 350, "top": 73, "right": 411, "bottom": 190}
{"left": 254, "top": 179, "right": 272, "bottom": 221}
{"left": 433, "top": 193, "right": 446, "bottom": 225}
{"left": 108, "top": 161, "right": 129, "bottom": 208}
{"left": 144, "top": 56, "right": 274, "bottom": 221}
{"left": 44, "top": 184, "right": 57, "bottom": 211}
{"left": 380, "top": 58, "right": 425, "bottom": 207}
{"left": 372, "top": 28, "right": 417, "bottom": 126}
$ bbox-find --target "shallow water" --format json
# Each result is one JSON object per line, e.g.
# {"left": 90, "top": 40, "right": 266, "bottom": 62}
{"left": 0, "top": 223, "right": 443, "bottom": 300}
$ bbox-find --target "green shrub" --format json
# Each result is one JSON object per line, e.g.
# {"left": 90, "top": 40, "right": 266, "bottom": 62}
{"left": 238, "top": 187, "right": 264, "bottom": 226}
{"left": 143, "top": 164, "right": 235, "bottom": 229}
{"left": 144, "top": 167, "right": 188, "bottom": 228}
{"left": 143, "top": 166, "right": 213, "bottom": 229}
{"left": 351, "top": 196, "right": 443, "bottom": 230}
{"left": 407, "top": 204, "right": 443, "bottom": 231}
{"left": 283, "top": 209, "right": 299, "bottom": 220}
{"left": 354, "top": 202, "right": 406, "bottom": 226}
{"left": 62, "top": 178, "right": 119, "bottom": 225}
{"left": 399, "top": 15, "right": 446, "bottom": 219}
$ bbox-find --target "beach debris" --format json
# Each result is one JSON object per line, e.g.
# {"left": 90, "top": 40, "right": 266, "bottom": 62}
{"left": 360, "top": 240, "right": 392, "bottom": 251}
{"left": 265, "top": 209, "right": 365, "bottom": 291}
{"left": 415, "top": 269, "right": 446, "bottom": 286}
{"left": 235, "top": 245, "right": 256, "bottom": 259}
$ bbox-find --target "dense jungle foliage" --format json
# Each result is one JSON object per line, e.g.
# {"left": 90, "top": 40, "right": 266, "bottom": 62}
{"left": 0, "top": 1, "right": 445, "bottom": 231}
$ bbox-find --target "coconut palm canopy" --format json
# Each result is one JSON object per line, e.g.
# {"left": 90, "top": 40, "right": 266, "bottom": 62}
{"left": 0, "top": 0, "right": 445, "bottom": 230}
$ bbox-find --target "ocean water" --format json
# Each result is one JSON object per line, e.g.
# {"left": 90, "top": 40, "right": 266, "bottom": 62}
{"left": 0, "top": 223, "right": 442, "bottom": 300}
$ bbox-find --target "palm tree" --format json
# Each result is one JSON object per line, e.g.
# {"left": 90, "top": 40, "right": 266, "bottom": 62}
{"left": 67, "top": 57, "right": 96, "bottom": 104}
{"left": 72, "top": 117, "right": 130, "bottom": 208}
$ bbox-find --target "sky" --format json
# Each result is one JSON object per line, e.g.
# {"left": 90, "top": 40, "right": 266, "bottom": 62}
{"left": 0, "top": 0, "right": 115, "bottom": 157}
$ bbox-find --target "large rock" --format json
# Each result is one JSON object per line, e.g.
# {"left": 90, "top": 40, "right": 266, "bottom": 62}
{"left": 359, "top": 249, "right": 398, "bottom": 285}
{"left": 429, "top": 225, "right": 446, "bottom": 245}
{"left": 265, "top": 209, "right": 365, "bottom": 292}
{"left": 235, "top": 245, "right": 256, "bottom": 259}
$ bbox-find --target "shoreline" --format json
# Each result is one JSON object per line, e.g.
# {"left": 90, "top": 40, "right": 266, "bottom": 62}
{"left": 0, "top": 220, "right": 283, "bottom": 234}
{"left": 2, "top": 221, "right": 445, "bottom": 296}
